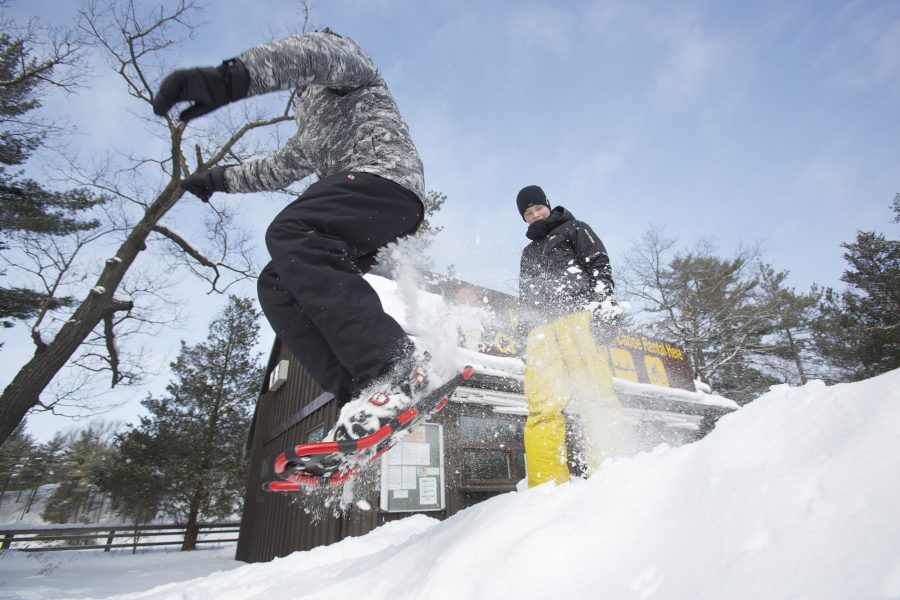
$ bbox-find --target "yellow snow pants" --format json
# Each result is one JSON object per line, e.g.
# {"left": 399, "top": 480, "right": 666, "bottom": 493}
{"left": 523, "top": 311, "right": 624, "bottom": 487}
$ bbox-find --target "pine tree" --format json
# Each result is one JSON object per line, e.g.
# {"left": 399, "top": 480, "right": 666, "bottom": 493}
{"left": 756, "top": 264, "right": 822, "bottom": 384}
{"left": 418, "top": 190, "right": 446, "bottom": 237}
{"left": 95, "top": 428, "right": 166, "bottom": 533}
{"left": 105, "top": 296, "right": 262, "bottom": 549}
{"left": 707, "top": 362, "right": 782, "bottom": 405}
{"left": 10, "top": 433, "right": 63, "bottom": 516}
{"left": 41, "top": 423, "right": 115, "bottom": 524}
{"left": 813, "top": 199, "right": 900, "bottom": 380}
{"left": 0, "top": 423, "right": 35, "bottom": 502}
{"left": 0, "top": 22, "right": 104, "bottom": 331}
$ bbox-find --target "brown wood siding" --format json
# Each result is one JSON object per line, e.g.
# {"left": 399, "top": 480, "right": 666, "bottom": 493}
{"left": 236, "top": 345, "right": 513, "bottom": 562}
{"left": 238, "top": 340, "right": 389, "bottom": 562}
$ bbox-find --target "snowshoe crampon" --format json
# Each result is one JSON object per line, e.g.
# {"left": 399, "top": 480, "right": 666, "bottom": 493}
{"left": 263, "top": 366, "right": 474, "bottom": 491}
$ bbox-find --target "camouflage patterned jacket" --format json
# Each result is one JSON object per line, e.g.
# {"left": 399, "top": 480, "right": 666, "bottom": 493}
{"left": 223, "top": 29, "right": 426, "bottom": 203}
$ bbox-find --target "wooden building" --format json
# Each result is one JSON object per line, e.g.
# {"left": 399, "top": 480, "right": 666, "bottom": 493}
{"left": 235, "top": 276, "right": 736, "bottom": 563}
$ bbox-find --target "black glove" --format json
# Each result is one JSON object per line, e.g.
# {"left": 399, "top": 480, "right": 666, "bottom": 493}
{"left": 588, "top": 296, "right": 623, "bottom": 343}
{"left": 181, "top": 166, "right": 229, "bottom": 202}
{"left": 152, "top": 58, "right": 250, "bottom": 122}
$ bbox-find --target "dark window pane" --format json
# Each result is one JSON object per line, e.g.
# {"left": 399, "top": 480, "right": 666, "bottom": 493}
{"left": 460, "top": 416, "right": 522, "bottom": 444}
{"left": 463, "top": 449, "right": 511, "bottom": 480}
{"left": 511, "top": 452, "right": 526, "bottom": 480}
{"left": 307, "top": 424, "right": 325, "bottom": 443}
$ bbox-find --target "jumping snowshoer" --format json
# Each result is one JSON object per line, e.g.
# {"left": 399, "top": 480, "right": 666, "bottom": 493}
{"left": 152, "top": 29, "right": 435, "bottom": 445}
{"left": 516, "top": 185, "right": 624, "bottom": 487}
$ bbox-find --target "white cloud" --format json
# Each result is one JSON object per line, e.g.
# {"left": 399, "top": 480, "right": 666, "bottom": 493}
{"left": 825, "top": 5, "right": 900, "bottom": 94}
{"left": 506, "top": 8, "right": 577, "bottom": 59}
{"left": 791, "top": 156, "right": 858, "bottom": 207}
{"left": 654, "top": 21, "right": 725, "bottom": 101}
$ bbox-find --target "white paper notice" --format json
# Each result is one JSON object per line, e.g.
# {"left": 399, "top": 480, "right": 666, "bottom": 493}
{"left": 386, "top": 447, "right": 402, "bottom": 466}
{"left": 393, "top": 489, "right": 408, "bottom": 499}
{"left": 387, "top": 467, "right": 402, "bottom": 490}
{"left": 402, "top": 442, "right": 430, "bottom": 466}
{"left": 402, "top": 466, "right": 418, "bottom": 490}
{"left": 419, "top": 477, "right": 438, "bottom": 505}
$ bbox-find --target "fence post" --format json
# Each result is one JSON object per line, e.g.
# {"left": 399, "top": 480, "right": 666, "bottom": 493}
{"left": 105, "top": 530, "right": 115, "bottom": 552}
{"left": 1, "top": 532, "right": 12, "bottom": 550}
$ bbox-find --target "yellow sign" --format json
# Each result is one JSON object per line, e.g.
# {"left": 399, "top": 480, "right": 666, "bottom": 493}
{"left": 610, "top": 348, "right": 639, "bottom": 383}
{"left": 643, "top": 355, "right": 671, "bottom": 387}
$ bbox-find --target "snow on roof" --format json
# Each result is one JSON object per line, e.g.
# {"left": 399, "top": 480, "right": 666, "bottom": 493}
{"left": 614, "top": 378, "right": 740, "bottom": 410}
{"left": 365, "top": 273, "right": 524, "bottom": 380}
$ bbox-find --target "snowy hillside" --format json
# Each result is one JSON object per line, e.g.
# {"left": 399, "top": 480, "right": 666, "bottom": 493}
{"left": 3, "top": 368, "right": 899, "bottom": 599}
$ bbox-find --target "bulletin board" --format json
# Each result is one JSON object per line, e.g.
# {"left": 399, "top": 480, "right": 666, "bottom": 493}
{"left": 380, "top": 423, "right": 445, "bottom": 513}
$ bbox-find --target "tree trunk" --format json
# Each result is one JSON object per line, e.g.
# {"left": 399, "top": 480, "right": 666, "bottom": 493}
{"left": 181, "top": 501, "right": 201, "bottom": 551}
{"left": 21, "top": 487, "right": 37, "bottom": 518}
{"left": 0, "top": 472, "right": 11, "bottom": 501}
{"left": 0, "top": 179, "right": 183, "bottom": 445}
{"left": 784, "top": 327, "right": 808, "bottom": 384}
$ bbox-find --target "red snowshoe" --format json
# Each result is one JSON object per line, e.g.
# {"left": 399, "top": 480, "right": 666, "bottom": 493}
{"left": 263, "top": 366, "right": 474, "bottom": 491}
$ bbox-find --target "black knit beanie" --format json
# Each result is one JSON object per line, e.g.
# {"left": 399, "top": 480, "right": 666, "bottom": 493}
{"left": 516, "top": 185, "right": 550, "bottom": 220}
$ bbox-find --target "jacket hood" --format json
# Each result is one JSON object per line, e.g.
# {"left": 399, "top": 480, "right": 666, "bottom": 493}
{"left": 526, "top": 206, "right": 574, "bottom": 241}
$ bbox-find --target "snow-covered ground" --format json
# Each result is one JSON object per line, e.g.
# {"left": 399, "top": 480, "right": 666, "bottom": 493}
{"left": 0, "top": 544, "right": 240, "bottom": 599}
{"left": 2, "top": 368, "right": 899, "bottom": 599}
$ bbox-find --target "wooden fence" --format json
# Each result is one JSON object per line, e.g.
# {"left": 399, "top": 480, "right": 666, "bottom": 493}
{"left": 0, "top": 522, "right": 240, "bottom": 553}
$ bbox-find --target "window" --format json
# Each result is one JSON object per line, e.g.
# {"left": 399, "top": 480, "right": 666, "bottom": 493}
{"left": 460, "top": 416, "right": 522, "bottom": 444}
{"left": 464, "top": 449, "right": 510, "bottom": 479}
{"left": 458, "top": 414, "right": 525, "bottom": 487}
{"left": 306, "top": 424, "right": 325, "bottom": 443}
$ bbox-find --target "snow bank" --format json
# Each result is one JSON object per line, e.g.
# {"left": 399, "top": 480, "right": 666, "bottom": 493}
{"left": 8, "top": 368, "right": 891, "bottom": 599}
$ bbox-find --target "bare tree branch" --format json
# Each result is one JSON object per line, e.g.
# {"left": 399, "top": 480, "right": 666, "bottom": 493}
{"left": 0, "top": 1, "right": 296, "bottom": 442}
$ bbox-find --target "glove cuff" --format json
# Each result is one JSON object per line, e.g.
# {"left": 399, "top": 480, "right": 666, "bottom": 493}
{"left": 219, "top": 58, "right": 250, "bottom": 103}
{"left": 209, "top": 166, "right": 230, "bottom": 193}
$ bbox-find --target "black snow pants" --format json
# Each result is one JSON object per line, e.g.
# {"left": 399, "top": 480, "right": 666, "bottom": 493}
{"left": 257, "top": 171, "right": 423, "bottom": 405}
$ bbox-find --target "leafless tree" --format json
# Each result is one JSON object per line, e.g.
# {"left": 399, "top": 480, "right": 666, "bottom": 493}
{"left": 0, "top": 0, "right": 296, "bottom": 444}
{"left": 620, "top": 226, "right": 778, "bottom": 395}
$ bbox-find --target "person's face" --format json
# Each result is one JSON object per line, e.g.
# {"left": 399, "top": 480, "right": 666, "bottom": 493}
{"left": 523, "top": 204, "right": 551, "bottom": 224}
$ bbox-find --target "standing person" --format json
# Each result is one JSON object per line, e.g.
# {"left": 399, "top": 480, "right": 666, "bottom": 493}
{"left": 516, "top": 185, "right": 624, "bottom": 487}
{"left": 152, "top": 29, "right": 433, "bottom": 441}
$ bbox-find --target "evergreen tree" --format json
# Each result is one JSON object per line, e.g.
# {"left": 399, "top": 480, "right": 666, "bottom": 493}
{"left": 0, "top": 19, "right": 104, "bottom": 331}
{"left": 95, "top": 428, "right": 165, "bottom": 532}
{"left": 708, "top": 362, "right": 782, "bottom": 405}
{"left": 9, "top": 432, "right": 63, "bottom": 515}
{"left": 107, "top": 296, "right": 262, "bottom": 549}
{"left": 813, "top": 199, "right": 900, "bottom": 381}
{"left": 41, "top": 423, "right": 115, "bottom": 524}
{"left": 418, "top": 190, "right": 446, "bottom": 237}
{"left": 756, "top": 264, "right": 822, "bottom": 384}
{"left": 0, "top": 423, "right": 35, "bottom": 501}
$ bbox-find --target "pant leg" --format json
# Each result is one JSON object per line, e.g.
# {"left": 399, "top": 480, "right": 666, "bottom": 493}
{"left": 260, "top": 170, "right": 423, "bottom": 395}
{"left": 257, "top": 262, "right": 354, "bottom": 398}
{"left": 552, "top": 311, "right": 625, "bottom": 474}
{"left": 523, "top": 321, "right": 572, "bottom": 487}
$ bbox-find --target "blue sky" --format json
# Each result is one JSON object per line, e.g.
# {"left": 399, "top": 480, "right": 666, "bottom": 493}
{"left": 4, "top": 0, "right": 899, "bottom": 439}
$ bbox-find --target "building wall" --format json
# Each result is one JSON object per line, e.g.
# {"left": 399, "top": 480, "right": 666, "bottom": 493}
{"left": 236, "top": 341, "right": 524, "bottom": 563}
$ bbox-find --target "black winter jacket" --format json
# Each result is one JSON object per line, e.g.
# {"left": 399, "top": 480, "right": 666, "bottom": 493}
{"left": 518, "top": 206, "right": 614, "bottom": 317}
